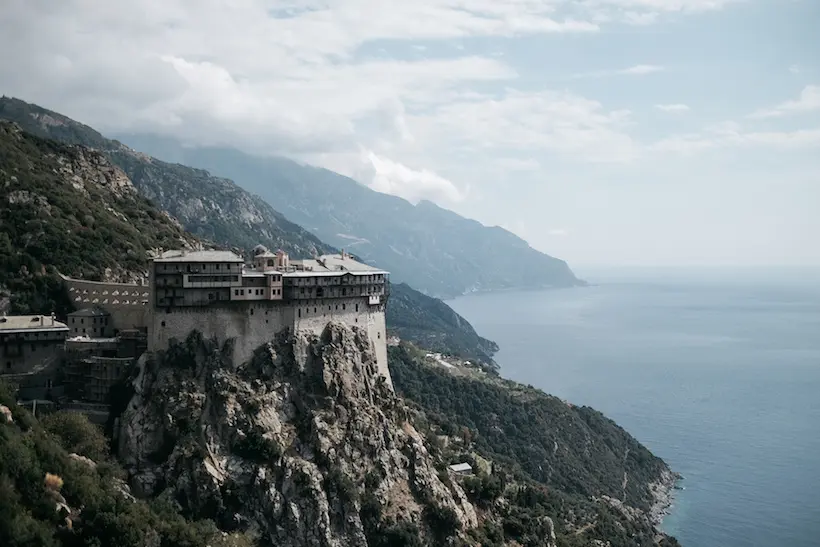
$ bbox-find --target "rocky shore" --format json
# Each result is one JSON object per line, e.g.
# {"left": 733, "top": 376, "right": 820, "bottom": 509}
{"left": 649, "top": 468, "right": 682, "bottom": 528}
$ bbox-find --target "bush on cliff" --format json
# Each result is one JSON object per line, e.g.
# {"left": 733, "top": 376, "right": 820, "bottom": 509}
{"left": 0, "top": 380, "right": 250, "bottom": 547}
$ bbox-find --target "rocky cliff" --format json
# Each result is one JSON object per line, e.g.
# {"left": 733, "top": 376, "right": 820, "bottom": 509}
{"left": 118, "top": 324, "right": 478, "bottom": 546}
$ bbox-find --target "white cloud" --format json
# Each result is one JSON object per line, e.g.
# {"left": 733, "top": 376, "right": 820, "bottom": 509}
{"left": 548, "top": 228, "right": 569, "bottom": 236}
{"left": 655, "top": 103, "right": 690, "bottom": 112}
{"left": 789, "top": 65, "right": 801, "bottom": 74}
{"left": 363, "top": 150, "right": 467, "bottom": 204}
{"left": 748, "top": 85, "right": 820, "bottom": 119}
{"left": 410, "top": 90, "right": 639, "bottom": 163}
{"left": 621, "top": 64, "right": 665, "bottom": 75}
{"left": 572, "top": 64, "right": 664, "bottom": 79}
{"left": 651, "top": 123, "right": 820, "bottom": 154}
{"left": 0, "top": 0, "right": 759, "bottom": 209}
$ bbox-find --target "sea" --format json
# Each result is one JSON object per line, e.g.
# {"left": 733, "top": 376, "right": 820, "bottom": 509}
{"left": 448, "top": 268, "right": 820, "bottom": 547}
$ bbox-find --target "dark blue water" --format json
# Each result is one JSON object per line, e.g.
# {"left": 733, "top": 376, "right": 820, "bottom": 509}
{"left": 449, "top": 271, "right": 820, "bottom": 547}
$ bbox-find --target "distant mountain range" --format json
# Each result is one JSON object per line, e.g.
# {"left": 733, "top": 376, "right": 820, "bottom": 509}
{"left": 111, "top": 134, "right": 584, "bottom": 298}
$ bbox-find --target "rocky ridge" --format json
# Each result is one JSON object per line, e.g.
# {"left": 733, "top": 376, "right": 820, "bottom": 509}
{"left": 0, "top": 96, "right": 333, "bottom": 259}
{"left": 119, "top": 323, "right": 477, "bottom": 546}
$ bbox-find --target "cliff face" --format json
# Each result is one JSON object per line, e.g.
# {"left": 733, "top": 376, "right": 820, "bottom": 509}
{"left": 118, "top": 323, "right": 477, "bottom": 546}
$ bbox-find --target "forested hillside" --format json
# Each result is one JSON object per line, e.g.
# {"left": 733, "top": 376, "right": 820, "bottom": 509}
{"left": 0, "top": 121, "right": 196, "bottom": 314}
{"left": 389, "top": 344, "right": 680, "bottom": 547}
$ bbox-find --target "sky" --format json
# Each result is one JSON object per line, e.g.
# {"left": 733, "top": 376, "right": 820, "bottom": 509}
{"left": 1, "top": 0, "right": 818, "bottom": 267}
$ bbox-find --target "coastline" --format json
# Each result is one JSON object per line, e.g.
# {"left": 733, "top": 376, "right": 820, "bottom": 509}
{"left": 649, "top": 467, "right": 682, "bottom": 529}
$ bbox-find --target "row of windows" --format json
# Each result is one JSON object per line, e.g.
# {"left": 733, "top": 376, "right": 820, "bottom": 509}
{"left": 186, "top": 275, "right": 241, "bottom": 283}
{"left": 288, "top": 275, "right": 385, "bottom": 286}
{"left": 70, "top": 316, "right": 108, "bottom": 325}
{"left": 0, "top": 331, "right": 64, "bottom": 340}
{"left": 296, "top": 286, "right": 383, "bottom": 296}
{"left": 296, "top": 302, "right": 358, "bottom": 316}
{"left": 233, "top": 288, "right": 282, "bottom": 297}
{"left": 157, "top": 263, "right": 240, "bottom": 273}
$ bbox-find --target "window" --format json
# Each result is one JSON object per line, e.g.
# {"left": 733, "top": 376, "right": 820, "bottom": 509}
{"left": 208, "top": 293, "right": 214, "bottom": 300}
{"left": 342, "top": 304, "right": 346, "bottom": 310}
{"left": 5, "top": 362, "right": 10, "bottom": 370}
{"left": 216, "top": 264, "right": 220, "bottom": 270}
{"left": 235, "top": 289, "right": 239, "bottom": 296}
{"left": 71, "top": 318, "right": 75, "bottom": 324}
{"left": 355, "top": 304, "right": 359, "bottom": 312}
{"left": 250, "top": 308, "right": 254, "bottom": 315}
{"left": 314, "top": 307, "right": 317, "bottom": 313}
{"left": 81, "top": 318, "right": 84, "bottom": 324}
{"left": 161, "top": 321, "right": 166, "bottom": 327}
{"left": 298, "top": 309, "right": 301, "bottom": 318}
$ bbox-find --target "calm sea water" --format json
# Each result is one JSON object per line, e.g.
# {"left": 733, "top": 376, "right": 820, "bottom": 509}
{"left": 449, "top": 270, "right": 820, "bottom": 547}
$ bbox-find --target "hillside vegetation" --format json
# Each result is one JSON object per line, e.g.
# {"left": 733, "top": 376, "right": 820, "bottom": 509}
{"left": 0, "top": 121, "right": 196, "bottom": 314}
{"left": 0, "top": 97, "right": 332, "bottom": 259}
{"left": 387, "top": 283, "right": 499, "bottom": 368}
{"left": 0, "top": 381, "right": 251, "bottom": 547}
{"left": 389, "top": 344, "right": 680, "bottom": 547}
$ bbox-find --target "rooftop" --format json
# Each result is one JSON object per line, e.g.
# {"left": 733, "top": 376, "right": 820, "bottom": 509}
{"left": 293, "top": 254, "right": 387, "bottom": 274}
{"left": 0, "top": 315, "right": 69, "bottom": 333}
{"left": 154, "top": 250, "right": 244, "bottom": 263}
{"left": 68, "top": 307, "right": 110, "bottom": 317}
{"left": 448, "top": 462, "right": 473, "bottom": 473}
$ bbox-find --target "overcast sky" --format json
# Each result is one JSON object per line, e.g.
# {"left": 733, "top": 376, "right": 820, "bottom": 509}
{"left": 2, "top": 0, "right": 818, "bottom": 267}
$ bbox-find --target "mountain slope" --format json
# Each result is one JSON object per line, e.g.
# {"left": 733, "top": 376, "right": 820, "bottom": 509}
{"left": 387, "top": 283, "right": 499, "bottom": 367}
{"left": 389, "top": 344, "right": 681, "bottom": 547}
{"left": 108, "top": 137, "right": 583, "bottom": 298}
{"left": 0, "top": 97, "right": 332, "bottom": 259}
{"left": 0, "top": 99, "right": 500, "bottom": 365}
{"left": 0, "top": 121, "right": 196, "bottom": 314}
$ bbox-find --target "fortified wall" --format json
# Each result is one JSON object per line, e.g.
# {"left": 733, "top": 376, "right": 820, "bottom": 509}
{"left": 148, "top": 247, "right": 392, "bottom": 388}
{"left": 150, "top": 297, "right": 388, "bottom": 384}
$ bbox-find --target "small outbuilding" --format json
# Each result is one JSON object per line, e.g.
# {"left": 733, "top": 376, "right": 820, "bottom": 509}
{"left": 448, "top": 462, "right": 474, "bottom": 476}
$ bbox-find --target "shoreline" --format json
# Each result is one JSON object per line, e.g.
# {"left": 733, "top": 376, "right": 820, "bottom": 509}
{"left": 649, "top": 467, "right": 682, "bottom": 529}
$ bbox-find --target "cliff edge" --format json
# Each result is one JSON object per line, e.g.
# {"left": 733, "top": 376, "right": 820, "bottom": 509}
{"left": 118, "top": 323, "right": 477, "bottom": 545}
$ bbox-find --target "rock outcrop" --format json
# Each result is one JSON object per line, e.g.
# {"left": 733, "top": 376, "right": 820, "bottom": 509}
{"left": 119, "top": 323, "right": 477, "bottom": 546}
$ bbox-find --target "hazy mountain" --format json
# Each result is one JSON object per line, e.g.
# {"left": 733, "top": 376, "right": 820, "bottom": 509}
{"left": 112, "top": 135, "right": 584, "bottom": 298}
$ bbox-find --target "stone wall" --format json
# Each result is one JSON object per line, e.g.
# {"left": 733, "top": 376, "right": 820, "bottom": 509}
{"left": 62, "top": 275, "right": 150, "bottom": 330}
{"left": 150, "top": 297, "right": 392, "bottom": 387}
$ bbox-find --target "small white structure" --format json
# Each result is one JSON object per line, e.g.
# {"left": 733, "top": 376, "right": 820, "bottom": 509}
{"left": 448, "top": 462, "right": 473, "bottom": 476}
